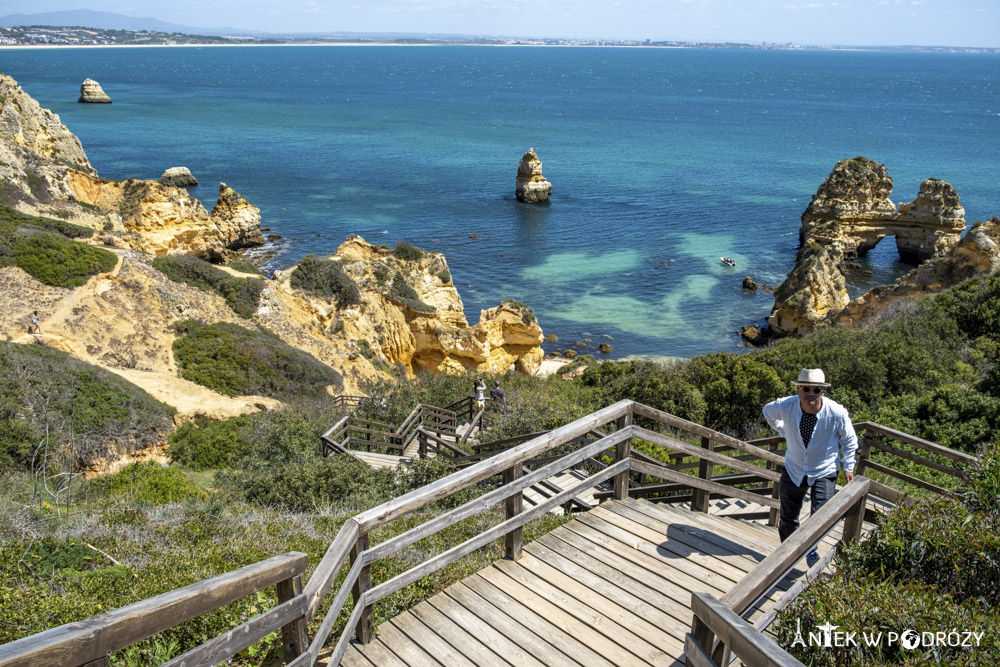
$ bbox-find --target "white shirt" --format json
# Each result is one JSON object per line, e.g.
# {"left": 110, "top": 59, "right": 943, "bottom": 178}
{"left": 762, "top": 395, "right": 858, "bottom": 486}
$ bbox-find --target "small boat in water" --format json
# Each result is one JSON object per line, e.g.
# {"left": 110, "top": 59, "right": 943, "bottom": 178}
{"left": 721, "top": 257, "right": 736, "bottom": 267}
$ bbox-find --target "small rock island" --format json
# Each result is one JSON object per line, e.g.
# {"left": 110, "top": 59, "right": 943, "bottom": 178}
{"left": 515, "top": 148, "right": 552, "bottom": 203}
{"left": 78, "top": 78, "right": 112, "bottom": 103}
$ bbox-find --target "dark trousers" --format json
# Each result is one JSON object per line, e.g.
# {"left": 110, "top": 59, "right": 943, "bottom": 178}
{"left": 778, "top": 469, "right": 837, "bottom": 542}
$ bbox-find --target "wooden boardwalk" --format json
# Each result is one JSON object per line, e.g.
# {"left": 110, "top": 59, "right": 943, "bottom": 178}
{"left": 339, "top": 498, "right": 811, "bottom": 666}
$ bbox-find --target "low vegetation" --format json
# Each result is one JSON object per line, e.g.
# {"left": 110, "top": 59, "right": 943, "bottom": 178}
{"left": 388, "top": 273, "right": 434, "bottom": 313}
{"left": 0, "top": 341, "right": 175, "bottom": 469}
{"left": 289, "top": 254, "right": 360, "bottom": 305}
{"left": 0, "top": 206, "right": 116, "bottom": 288}
{"left": 171, "top": 320, "right": 343, "bottom": 399}
{"left": 392, "top": 241, "right": 425, "bottom": 262}
{"left": 151, "top": 254, "right": 264, "bottom": 319}
{"left": 2, "top": 265, "right": 999, "bottom": 664}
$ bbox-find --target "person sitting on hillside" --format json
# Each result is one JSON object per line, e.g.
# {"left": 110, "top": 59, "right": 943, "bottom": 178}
{"left": 489, "top": 380, "right": 506, "bottom": 412}
{"left": 762, "top": 368, "right": 857, "bottom": 568}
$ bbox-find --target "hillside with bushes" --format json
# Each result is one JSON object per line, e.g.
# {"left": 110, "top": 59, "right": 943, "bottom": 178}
{"left": 0, "top": 270, "right": 998, "bottom": 664}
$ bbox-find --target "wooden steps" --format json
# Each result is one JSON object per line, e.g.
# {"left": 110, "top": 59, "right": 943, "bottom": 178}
{"left": 340, "top": 498, "right": 803, "bottom": 666}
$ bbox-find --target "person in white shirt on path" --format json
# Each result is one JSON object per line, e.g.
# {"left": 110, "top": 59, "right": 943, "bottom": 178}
{"left": 762, "top": 368, "right": 858, "bottom": 567}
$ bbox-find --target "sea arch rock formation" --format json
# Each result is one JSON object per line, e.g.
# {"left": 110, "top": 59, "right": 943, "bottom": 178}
{"left": 767, "top": 157, "right": 966, "bottom": 337}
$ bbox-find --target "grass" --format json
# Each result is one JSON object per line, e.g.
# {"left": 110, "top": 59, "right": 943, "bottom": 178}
{"left": 152, "top": 254, "right": 263, "bottom": 319}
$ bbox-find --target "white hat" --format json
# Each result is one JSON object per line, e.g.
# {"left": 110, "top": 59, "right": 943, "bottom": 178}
{"left": 792, "top": 368, "right": 830, "bottom": 387}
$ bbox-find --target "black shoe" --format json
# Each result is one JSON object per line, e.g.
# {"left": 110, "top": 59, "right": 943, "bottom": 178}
{"left": 806, "top": 549, "right": 819, "bottom": 568}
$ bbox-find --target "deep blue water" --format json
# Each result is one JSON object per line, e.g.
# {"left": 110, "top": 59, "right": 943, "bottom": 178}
{"left": 2, "top": 46, "right": 997, "bottom": 359}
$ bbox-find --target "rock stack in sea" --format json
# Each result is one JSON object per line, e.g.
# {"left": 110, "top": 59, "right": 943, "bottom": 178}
{"left": 160, "top": 166, "right": 199, "bottom": 187}
{"left": 515, "top": 148, "right": 552, "bottom": 203}
{"left": 765, "top": 156, "right": 967, "bottom": 338}
{"left": 78, "top": 78, "right": 112, "bottom": 103}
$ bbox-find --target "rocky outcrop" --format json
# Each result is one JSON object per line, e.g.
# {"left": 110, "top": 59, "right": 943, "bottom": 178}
{"left": 271, "top": 236, "right": 545, "bottom": 380}
{"left": 767, "top": 157, "right": 967, "bottom": 337}
{"left": 160, "top": 166, "right": 198, "bottom": 187}
{"left": 78, "top": 78, "right": 112, "bottom": 104}
{"left": 515, "top": 148, "right": 552, "bottom": 203}
{"left": 0, "top": 73, "right": 99, "bottom": 214}
{"left": 67, "top": 173, "right": 264, "bottom": 257}
{"left": 835, "top": 218, "right": 1000, "bottom": 327}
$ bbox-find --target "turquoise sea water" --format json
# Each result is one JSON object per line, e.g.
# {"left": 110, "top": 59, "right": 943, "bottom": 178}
{"left": 2, "top": 46, "right": 997, "bottom": 359}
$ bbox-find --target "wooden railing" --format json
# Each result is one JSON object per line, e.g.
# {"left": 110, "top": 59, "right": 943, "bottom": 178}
{"left": 687, "top": 477, "right": 872, "bottom": 667}
{"left": 0, "top": 553, "right": 309, "bottom": 667}
{"left": 1, "top": 400, "right": 977, "bottom": 666}
{"left": 319, "top": 401, "right": 464, "bottom": 459}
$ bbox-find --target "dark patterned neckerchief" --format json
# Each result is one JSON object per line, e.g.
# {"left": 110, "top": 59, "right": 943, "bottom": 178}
{"left": 800, "top": 411, "right": 818, "bottom": 448}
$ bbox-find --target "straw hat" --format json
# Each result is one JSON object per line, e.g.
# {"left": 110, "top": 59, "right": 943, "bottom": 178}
{"left": 791, "top": 368, "right": 830, "bottom": 387}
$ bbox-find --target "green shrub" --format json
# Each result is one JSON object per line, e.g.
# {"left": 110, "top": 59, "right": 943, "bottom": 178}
{"left": 152, "top": 254, "right": 263, "bottom": 319}
{"left": 222, "top": 258, "right": 263, "bottom": 276}
{"left": 389, "top": 274, "right": 434, "bottom": 313}
{"left": 89, "top": 462, "right": 208, "bottom": 505}
{"left": 168, "top": 416, "right": 251, "bottom": 470}
{"left": 172, "top": 320, "right": 343, "bottom": 400}
{"left": 501, "top": 299, "right": 536, "bottom": 325}
{"left": 0, "top": 205, "right": 95, "bottom": 238}
{"left": 438, "top": 268, "right": 452, "bottom": 284}
{"left": 393, "top": 241, "right": 425, "bottom": 262}
{"left": 0, "top": 342, "right": 175, "bottom": 469}
{"left": 290, "top": 254, "right": 360, "bottom": 305}
{"left": 0, "top": 221, "right": 116, "bottom": 288}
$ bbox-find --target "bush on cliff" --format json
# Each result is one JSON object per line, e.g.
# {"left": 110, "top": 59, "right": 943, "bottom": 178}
{"left": 0, "top": 205, "right": 95, "bottom": 238}
{"left": 151, "top": 254, "right": 263, "bottom": 319}
{"left": 167, "top": 416, "right": 252, "bottom": 470}
{"left": 388, "top": 273, "right": 434, "bottom": 313}
{"left": 290, "top": 254, "right": 360, "bottom": 305}
{"left": 0, "top": 342, "right": 175, "bottom": 469}
{"left": 0, "top": 220, "right": 116, "bottom": 288}
{"left": 393, "top": 241, "right": 424, "bottom": 262}
{"left": 171, "top": 320, "right": 343, "bottom": 400}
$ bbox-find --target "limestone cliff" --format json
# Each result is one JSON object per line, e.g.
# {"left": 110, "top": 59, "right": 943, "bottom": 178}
{"left": 515, "top": 148, "right": 552, "bottom": 204}
{"left": 835, "top": 218, "right": 1000, "bottom": 326}
{"left": 0, "top": 73, "right": 97, "bottom": 215}
{"left": 767, "top": 157, "right": 967, "bottom": 336}
{"left": 270, "top": 236, "right": 545, "bottom": 381}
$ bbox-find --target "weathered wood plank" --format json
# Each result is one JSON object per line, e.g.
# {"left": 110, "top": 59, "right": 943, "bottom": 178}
{"left": 529, "top": 531, "right": 700, "bottom": 634}
{"left": 863, "top": 438, "right": 969, "bottom": 479}
{"left": 388, "top": 611, "right": 478, "bottom": 667}
{"left": 628, "top": 458, "right": 781, "bottom": 510}
{"left": 861, "top": 460, "right": 954, "bottom": 496}
{"left": 406, "top": 602, "right": 512, "bottom": 667}
{"left": 459, "top": 576, "right": 616, "bottom": 667}
{"left": 691, "top": 593, "right": 801, "bottom": 667}
{"left": 373, "top": 618, "right": 444, "bottom": 666}
{"left": 585, "top": 505, "right": 749, "bottom": 585}
{"left": 339, "top": 640, "right": 377, "bottom": 666}
{"left": 475, "top": 565, "right": 651, "bottom": 665}
{"left": 684, "top": 632, "right": 717, "bottom": 667}
{"left": 493, "top": 556, "right": 680, "bottom": 662}
{"left": 434, "top": 585, "right": 550, "bottom": 667}
{"left": 855, "top": 422, "right": 979, "bottom": 465}
{"left": 631, "top": 426, "right": 781, "bottom": 484}
{"left": 630, "top": 403, "right": 784, "bottom": 466}
{"left": 162, "top": 595, "right": 306, "bottom": 667}
{"left": 721, "top": 477, "right": 870, "bottom": 616}
{"left": 0, "top": 553, "right": 306, "bottom": 667}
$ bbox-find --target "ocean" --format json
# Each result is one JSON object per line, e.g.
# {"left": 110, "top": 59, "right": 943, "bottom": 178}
{"left": 2, "top": 46, "right": 997, "bottom": 360}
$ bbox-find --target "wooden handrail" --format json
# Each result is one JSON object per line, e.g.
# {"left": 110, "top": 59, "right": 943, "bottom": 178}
{"left": 0, "top": 553, "right": 307, "bottom": 667}
{"left": 687, "top": 593, "right": 802, "bottom": 667}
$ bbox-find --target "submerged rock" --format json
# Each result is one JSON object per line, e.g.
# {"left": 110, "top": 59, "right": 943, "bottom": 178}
{"left": 160, "top": 166, "right": 198, "bottom": 187}
{"left": 515, "top": 148, "right": 552, "bottom": 203}
{"left": 78, "top": 78, "right": 112, "bottom": 103}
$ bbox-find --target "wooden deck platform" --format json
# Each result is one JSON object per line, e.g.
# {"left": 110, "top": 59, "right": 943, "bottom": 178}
{"left": 339, "top": 498, "right": 814, "bottom": 666}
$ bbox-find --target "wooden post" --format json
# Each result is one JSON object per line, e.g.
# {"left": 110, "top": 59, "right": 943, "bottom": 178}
{"left": 839, "top": 482, "right": 868, "bottom": 554}
{"left": 276, "top": 574, "right": 308, "bottom": 660}
{"left": 690, "top": 615, "right": 715, "bottom": 663}
{"left": 418, "top": 430, "right": 427, "bottom": 459}
{"left": 613, "top": 412, "right": 633, "bottom": 500}
{"left": 856, "top": 435, "right": 874, "bottom": 478}
{"left": 350, "top": 533, "right": 374, "bottom": 644}
{"left": 692, "top": 436, "right": 714, "bottom": 513}
{"left": 504, "top": 465, "right": 524, "bottom": 560}
{"left": 768, "top": 441, "right": 782, "bottom": 527}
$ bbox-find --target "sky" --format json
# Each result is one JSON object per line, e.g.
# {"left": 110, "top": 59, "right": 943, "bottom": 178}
{"left": 3, "top": 0, "right": 998, "bottom": 47}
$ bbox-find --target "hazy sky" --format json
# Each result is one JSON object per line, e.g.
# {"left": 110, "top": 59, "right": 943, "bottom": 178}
{"left": 5, "top": 0, "right": 998, "bottom": 47}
